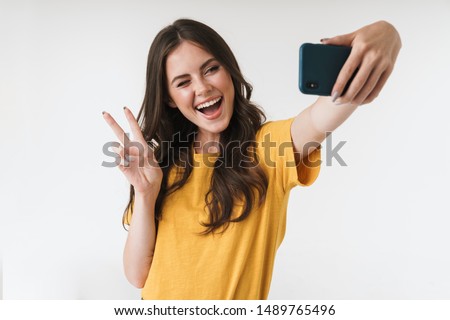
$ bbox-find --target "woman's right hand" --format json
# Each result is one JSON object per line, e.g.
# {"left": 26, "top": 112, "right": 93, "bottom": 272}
{"left": 102, "top": 107, "right": 163, "bottom": 196}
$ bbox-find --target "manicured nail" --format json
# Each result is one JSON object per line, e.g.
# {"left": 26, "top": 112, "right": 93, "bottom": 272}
{"left": 331, "top": 91, "right": 339, "bottom": 102}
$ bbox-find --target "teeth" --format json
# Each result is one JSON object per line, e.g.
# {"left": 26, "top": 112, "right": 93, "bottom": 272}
{"left": 196, "top": 97, "right": 221, "bottom": 110}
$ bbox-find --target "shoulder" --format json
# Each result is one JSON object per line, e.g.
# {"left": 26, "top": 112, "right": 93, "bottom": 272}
{"left": 254, "top": 117, "right": 297, "bottom": 173}
{"left": 256, "top": 117, "right": 295, "bottom": 144}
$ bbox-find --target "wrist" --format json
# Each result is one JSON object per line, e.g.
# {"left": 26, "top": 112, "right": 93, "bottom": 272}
{"left": 134, "top": 190, "right": 159, "bottom": 202}
{"left": 317, "top": 96, "right": 358, "bottom": 108}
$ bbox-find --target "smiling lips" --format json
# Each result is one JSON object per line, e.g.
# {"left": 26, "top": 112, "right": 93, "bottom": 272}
{"left": 195, "top": 96, "right": 222, "bottom": 111}
{"left": 195, "top": 96, "right": 223, "bottom": 118}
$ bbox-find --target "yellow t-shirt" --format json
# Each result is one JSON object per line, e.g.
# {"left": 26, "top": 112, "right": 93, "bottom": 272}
{"left": 140, "top": 117, "right": 321, "bottom": 299}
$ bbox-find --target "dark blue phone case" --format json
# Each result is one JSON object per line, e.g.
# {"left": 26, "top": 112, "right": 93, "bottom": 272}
{"left": 299, "top": 43, "right": 351, "bottom": 96}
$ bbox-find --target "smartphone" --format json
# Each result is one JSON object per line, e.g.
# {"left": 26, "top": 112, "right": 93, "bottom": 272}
{"left": 299, "top": 43, "right": 352, "bottom": 96}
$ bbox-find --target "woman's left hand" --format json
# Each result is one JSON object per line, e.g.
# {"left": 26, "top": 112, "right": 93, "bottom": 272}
{"left": 321, "top": 20, "right": 402, "bottom": 106}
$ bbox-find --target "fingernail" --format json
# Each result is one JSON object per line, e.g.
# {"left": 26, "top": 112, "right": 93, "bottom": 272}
{"left": 102, "top": 111, "right": 106, "bottom": 115}
{"left": 320, "top": 38, "right": 330, "bottom": 42}
{"left": 123, "top": 106, "right": 127, "bottom": 110}
{"left": 331, "top": 91, "right": 339, "bottom": 102}
{"left": 334, "top": 98, "right": 343, "bottom": 105}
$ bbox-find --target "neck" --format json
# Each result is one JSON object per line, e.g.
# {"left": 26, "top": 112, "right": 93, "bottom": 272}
{"left": 194, "top": 130, "right": 220, "bottom": 154}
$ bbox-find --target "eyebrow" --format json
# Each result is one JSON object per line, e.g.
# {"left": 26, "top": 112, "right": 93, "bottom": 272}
{"left": 170, "top": 58, "right": 218, "bottom": 85}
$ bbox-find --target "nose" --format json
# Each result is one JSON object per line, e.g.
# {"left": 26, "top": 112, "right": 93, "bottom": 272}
{"left": 194, "top": 77, "right": 213, "bottom": 97}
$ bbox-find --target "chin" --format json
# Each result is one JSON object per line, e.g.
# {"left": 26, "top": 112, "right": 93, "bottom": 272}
{"left": 208, "top": 118, "right": 232, "bottom": 133}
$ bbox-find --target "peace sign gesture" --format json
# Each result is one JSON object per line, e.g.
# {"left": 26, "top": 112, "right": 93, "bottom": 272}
{"left": 103, "top": 107, "right": 162, "bottom": 196}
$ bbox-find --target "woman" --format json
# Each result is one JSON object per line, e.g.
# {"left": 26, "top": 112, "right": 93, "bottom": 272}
{"left": 102, "top": 19, "right": 401, "bottom": 299}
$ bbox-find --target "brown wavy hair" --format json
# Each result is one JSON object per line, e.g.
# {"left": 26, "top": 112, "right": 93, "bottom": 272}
{"left": 123, "top": 18, "right": 268, "bottom": 234}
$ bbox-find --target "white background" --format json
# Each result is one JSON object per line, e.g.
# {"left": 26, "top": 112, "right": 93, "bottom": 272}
{"left": 1, "top": 0, "right": 449, "bottom": 299}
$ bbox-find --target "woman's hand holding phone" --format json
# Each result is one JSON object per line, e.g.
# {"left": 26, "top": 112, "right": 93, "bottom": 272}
{"left": 321, "top": 20, "right": 402, "bottom": 105}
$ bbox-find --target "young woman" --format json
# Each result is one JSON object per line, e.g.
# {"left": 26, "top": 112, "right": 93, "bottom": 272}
{"left": 102, "top": 19, "right": 401, "bottom": 299}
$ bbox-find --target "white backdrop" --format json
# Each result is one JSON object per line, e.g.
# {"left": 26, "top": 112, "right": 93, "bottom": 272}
{"left": 1, "top": 0, "right": 449, "bottom": 299}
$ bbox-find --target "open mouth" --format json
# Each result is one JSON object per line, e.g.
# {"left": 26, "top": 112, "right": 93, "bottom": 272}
{"left": 195, "top": 97, "right": 222, "bottom": 116}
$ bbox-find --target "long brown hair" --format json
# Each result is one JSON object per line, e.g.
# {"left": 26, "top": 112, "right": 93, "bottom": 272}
{"left": 123, "top": 18, "right": 268, "bottom": 234}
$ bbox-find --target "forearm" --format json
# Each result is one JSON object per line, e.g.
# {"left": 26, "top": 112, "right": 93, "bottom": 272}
{"left": 309, "top": 96, "right": 359, "bottom": 142}
{"left": 123, "top": 191, "right": 157, "bottom": 288}
{"left": 292, "top": 96, "right": 359, "bottom": 160}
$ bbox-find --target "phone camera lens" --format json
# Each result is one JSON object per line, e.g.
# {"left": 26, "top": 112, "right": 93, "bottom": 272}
{"left": 306, "top": 82, "right": 318, "bottom": 89}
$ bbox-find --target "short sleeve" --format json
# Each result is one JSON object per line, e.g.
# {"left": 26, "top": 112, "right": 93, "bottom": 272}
{"left": 256, "top": 117, "right": 321, "bottom": 192}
